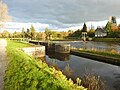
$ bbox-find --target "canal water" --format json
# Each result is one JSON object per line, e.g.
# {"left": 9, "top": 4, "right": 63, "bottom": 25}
{"left": 44, "top": 52, "right": 120, "bottom": 90}
{"left": 36, "top": 41, "right": 120, "bottom": 90}
{"left": 53, "top": 41, "right": 120, "bottom": 53}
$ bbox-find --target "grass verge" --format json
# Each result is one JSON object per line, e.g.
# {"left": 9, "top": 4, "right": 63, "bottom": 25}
{"left": 79, "top": 49, "right": 120, "bottom": 58}
{"left": 4, "top": 40, "right": 86, "bottom": 90}
{"left": 71, "top": 49, "right": 120, "bottom": 66}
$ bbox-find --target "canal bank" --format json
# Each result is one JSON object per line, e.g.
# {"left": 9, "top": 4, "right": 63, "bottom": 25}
{"left": 70, "top": 49, "right": 120, "bottom": 66}
{"left": 92, "top": 38, "right": 120, "bottom": 42}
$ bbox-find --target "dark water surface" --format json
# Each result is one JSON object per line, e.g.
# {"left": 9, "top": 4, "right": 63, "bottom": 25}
{"left": 37, "top": 41, "right": 120, "bottom": 90}
{"left": 44, "top": 52, "right": 120, "bottom": 90}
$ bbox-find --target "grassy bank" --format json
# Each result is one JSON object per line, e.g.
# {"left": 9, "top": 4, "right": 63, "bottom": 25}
{"left": 5, "top": 40, "right": 86, "bottom": 90}
{"left": 79, "top": 49, "right": 120, "bottom": 58}
{"left": 71, "top": 49, "right": 120, "bottom": 66}
{"left": 93, "top": 38, "right": 120, "bottom": 42}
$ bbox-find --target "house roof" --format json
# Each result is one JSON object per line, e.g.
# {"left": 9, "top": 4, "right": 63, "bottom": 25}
{"left": 95, "top": 27, "right": 106, "bottom": 33}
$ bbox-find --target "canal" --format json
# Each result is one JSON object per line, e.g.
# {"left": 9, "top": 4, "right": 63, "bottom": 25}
{"left": 44, "top": 52, "right": 120, "bottom": 90}
{"left": 54, "top": 41, "right": 120, "bottom": 53}
{"left": 32, "top": 40, "right": 120, "bottom": 90}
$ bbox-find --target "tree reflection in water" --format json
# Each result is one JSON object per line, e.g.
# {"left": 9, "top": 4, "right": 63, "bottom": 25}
{"left": 47, "top": 51, "right": 70, "bottom": 61}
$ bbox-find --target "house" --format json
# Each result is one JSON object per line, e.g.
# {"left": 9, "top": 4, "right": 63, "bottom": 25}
{"left": 95, "top": 27, "right": 107, "bottom": 37}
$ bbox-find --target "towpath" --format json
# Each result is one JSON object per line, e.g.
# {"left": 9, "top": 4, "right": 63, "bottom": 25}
{"left": 0, "top": 39, "right": 7, "bottom": 90}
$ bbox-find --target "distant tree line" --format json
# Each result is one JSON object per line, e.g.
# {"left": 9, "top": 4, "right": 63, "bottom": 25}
{"left": 0, "top": 23, "right": 95, "bottom": 40}
{"left": 0, "top": 25, "right": 74, "bottom": 40}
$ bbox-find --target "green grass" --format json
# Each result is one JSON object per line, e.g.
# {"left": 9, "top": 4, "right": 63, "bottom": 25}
{"left": 76, "top": 49, "right": 120, "bottom": 59}
{"left": 5, "top": 40, "right": 86, "bottom": 90}
{"left": 93, "top": 38, "right": 120, "bottom": 42}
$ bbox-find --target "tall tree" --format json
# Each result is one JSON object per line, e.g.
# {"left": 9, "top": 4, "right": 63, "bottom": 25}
{"left": 0, "top": 0, "right": 11, "bottom": 28}
{"left": 30, "top": 25, "right": 36, "bottom": 39}
{"left": 21, "top": 27, "right": 25, "bottom": 38}
{"left": 45, "top": 27, "right": 52, "bottom": 40}
{"left": 105, "top": 21, "right": 111, "bottom": 34}
{"left": 25, "top": 29, "right": 31, "bottom": 39}
{"left": 111, "top": 16, "right": 117, "bottom": 24}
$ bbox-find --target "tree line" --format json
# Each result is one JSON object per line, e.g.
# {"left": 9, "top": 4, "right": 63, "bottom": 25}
{"left": 0, "top": 25, "right": 73, "bottom": 40}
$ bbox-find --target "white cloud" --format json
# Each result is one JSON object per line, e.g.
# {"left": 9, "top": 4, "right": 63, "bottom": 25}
{"left": 1, "top": 18, "right": 120, "bottom": 33}
{"left": 1, "top": 22, "right": 49, "bottom": 32}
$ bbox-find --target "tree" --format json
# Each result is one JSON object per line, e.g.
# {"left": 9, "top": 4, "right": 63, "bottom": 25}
{"left": 21, "top": 27, "right": 25, "bottom": 38}
{"left": 1, "top": 30, "right": 10, "bottom": 38}
{"left": 0, "top": 0, "right": 11, "bottom": 27}
{"left": 82, "top": 23, "right": 87, "bottom": 32}
{"left": 67, "top": 29, "right": 82, "bottom": 38}
{"left": 45, "top": 27, "right": 52, "bottom": 40}
{"left": 105, "top": 21, "right": 111, "bottom": 34}
{"left": 111, "top": 16, "right": 117, "bottom": 24}
{"left": 111, "top": 24, "right": 118, "bottom": 32}
{"left": 30, "top": 25, "right": 36, "bottom": 39}
{"left": 36, "top": 32, "right": 46, "bottom": 41}
{"left": 88, "top": 29, "right": 95, "bottom": 37}
{"left": 25, "top": 29, "right": 31, "bottom": 39}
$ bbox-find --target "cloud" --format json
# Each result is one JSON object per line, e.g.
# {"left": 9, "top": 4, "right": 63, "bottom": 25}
{"left": 2, "top": 22, "right": 49, "bottom": 32}
{"left": 4, "top": 0, "right": 120, "bottom": 30}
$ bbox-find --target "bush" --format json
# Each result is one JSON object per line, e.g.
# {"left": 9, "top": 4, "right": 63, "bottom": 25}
{"left": 82, "top": 73, "right": 106, "bottom": 90}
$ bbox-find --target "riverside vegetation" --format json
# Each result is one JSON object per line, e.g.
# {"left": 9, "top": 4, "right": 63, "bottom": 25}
{"left": 4, "top": 40, "right": 86, "bottom": 90}
{"left": 79, "top": 49, "right": 120, "bottom": 58}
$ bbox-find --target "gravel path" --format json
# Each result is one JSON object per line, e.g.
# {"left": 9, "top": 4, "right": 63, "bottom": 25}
{"left": 0, "top": 39, "right": 7, "bottom": 90}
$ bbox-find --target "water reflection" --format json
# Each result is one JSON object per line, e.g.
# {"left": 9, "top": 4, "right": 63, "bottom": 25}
{"left": 45, "top": 54, "right": 120, "bottom": 90}
{"left": 47, "top": 51, "right": 70, "bottom": 61}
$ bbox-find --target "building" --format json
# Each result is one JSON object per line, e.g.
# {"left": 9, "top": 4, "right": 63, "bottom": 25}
{"left": 95, "top": 27, "right": 107, "bottom": 37}
{"left": 81, "top": 23, "right": 87, "bottom": 41}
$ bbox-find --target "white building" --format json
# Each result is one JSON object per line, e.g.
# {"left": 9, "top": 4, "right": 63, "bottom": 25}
{"left": 95, "top": 27, "right": 107, "bottom": 37}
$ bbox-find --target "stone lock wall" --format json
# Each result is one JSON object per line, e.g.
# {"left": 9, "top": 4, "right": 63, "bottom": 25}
{"left": 22, "top": 45, "right": 45, "bottom": 58}
{"left": 55, "top": 44, "right": 70, "bottom": 53}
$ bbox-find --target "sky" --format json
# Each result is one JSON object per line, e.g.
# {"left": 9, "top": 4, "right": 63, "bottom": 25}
{"left": 3, "top": 0, "right": 120, "bottom": 32}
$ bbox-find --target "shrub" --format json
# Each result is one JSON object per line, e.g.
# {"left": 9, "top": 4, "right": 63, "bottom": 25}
{"left": 82, "top": 73, "right": 106, "bottom": 90}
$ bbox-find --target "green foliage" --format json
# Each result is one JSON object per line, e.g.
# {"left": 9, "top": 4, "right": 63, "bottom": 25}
{"left": 13, "top": 31, "right": 22, "bottom": 38}
{"left": 87, "top": 29, "right": 95, "bottom": 37}
{"left": 78, "top": 49, "right": 120, "bottom": 59}
{"left": 21, "top": 27, "right": 25, "bottom": 38}
{"left": 67, "top": 29, "right": 82, "bottom": 38}
{"left": 30, "top": 25, "right": 36, "bottom": 40}
{"left": 105, "top": 21, "right": 111, "bottom": 35}
{"left": 1, "top": 30, "right": 10, "bottom": 38}
{"left": 5, "top": 40, "right": 86, "bottom": 90}
{"left": 93, "top": 38, "right": 120, "bottom": 42}
{"left": 25, "top": 29, "right": 31, "bottom": 39}
{"left": 108, "top": 31, "right": 120, "bottom": 38}
{"left": 45, "top": 27, "right": 52, "bottom": 40}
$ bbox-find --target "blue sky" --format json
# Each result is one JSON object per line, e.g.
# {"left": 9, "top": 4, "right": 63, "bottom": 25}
{"left": 3, "top": 0, "right": 120, "bottom": 31}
